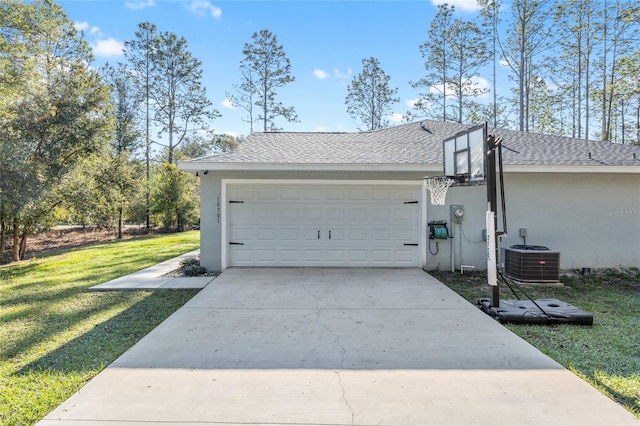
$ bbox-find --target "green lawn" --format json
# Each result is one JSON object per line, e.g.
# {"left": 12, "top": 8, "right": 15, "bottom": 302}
{"left": 0, "top": 231, "right": 201, "bottom": 425}
{"left": 431, "top": 268, "right": 640, "bottom": 419}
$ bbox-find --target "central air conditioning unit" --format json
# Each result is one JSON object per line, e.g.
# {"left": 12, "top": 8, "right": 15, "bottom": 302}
{"left": 503, "top": 245, "right": 560, "bottom": 283}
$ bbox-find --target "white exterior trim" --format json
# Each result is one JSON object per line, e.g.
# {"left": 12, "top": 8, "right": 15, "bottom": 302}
{"left": 220, "top": 181, "right": 228, "bottom": 270}
{"left": 503, "top": 165, "right": 640, "bottom": 174}
{"left": 220, "top": 179, "right": 426, "bottom": 269}
{"left": 181, "top": 161, "right": 639, "bottom": 175}
{"left": 181, "top": 162, "right": 439, "bottom": 173}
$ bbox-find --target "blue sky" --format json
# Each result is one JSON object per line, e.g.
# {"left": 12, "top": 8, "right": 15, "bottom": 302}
{"left": 59, "top": 0, "right": 489, "bottom": 138}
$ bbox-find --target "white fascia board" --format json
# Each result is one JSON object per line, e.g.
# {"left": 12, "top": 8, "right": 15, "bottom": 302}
{"left": 179, "top": 160, "right": 639, "bottom": 175}
{"left": 503, "top": 165, "right": 640, "bottom": 174}
{"left": 179, "top": 161, "right": 440, "bottom": 173}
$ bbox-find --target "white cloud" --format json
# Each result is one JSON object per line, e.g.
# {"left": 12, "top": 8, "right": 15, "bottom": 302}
{"left": 190, "top": 0, "right": 222, "bottom": 19}
{"left": 406, "top": 98, "right": 420, "bottom": 108}
{"left": 74, "top": 21, "right": 89, "bottom": 32}
{"left": 469, "top": 76, "right": 490, "bottom": 97}
{"left": 224, "top": 131, "right": 238, "bottom": 138}
{"left": 388, "top": 113, "right": 404, "bottom": 123}
{"left": 92, "top": 38, "right": 125, "bottom": 58}
{"left": 126, "top": 0, "right": 155, "bottom": 10}
{"left": 334, "top": 68, "right": 352, "bottom": 79}
{"left": 221, "top": 98, "right": 236, "bottom": 110}
{"left": 431, "top": 0, "right": 480, "bottom": 12}
{"left": 313, "top": 69, "right": 329, "bottom": 79}
{"left": 315, "top": 125, "right": 329, "bottom": 132}
{"left": 75, "top": 21, "right": 102, "bottom": 38}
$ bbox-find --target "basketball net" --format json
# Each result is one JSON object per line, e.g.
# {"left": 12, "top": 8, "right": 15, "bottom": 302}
{"left": 423, "top": 176, "right": 455, "bottom": 205}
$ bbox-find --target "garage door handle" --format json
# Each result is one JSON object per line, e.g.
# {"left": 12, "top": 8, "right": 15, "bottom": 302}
{"left": 404, "top": 243, "right": 418, "bottom": 246}
{"left": 329, "top": 230, "right": 331, "bottom": 239}
{"left": 229, "top": 242, "right": 244, "bottom": 245}
{"left": 317, "top": 230, "right": 320, "bottom": 239}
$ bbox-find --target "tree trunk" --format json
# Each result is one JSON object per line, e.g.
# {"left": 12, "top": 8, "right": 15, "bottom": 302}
{"left": 636, "top": 97, "right": 639, "bottom": 144}
{"left": 601, "top": 1, "right": 608, "bottom": 141}
{"left": 118, "top": 205, "right": 123, "bottom": 239}
{"left": 0, "top": 203, "right": 6, "bottom": 256}
{"left": 12, "top": 217, "right": 20, "bottom": 262}
{"left": 19, "top": 224, "right": 30, "bottom": 260}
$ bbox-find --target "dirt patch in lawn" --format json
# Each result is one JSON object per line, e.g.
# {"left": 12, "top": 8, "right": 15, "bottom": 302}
{"left": 2, "top": 226, "right": 179, "bottom": 264}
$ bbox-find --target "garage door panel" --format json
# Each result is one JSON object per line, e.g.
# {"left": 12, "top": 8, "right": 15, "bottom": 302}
{"left": 303, "top": 207, "right": 322, "bottom": 221}
{"left": 280, "top": 187, "right": 300, "bottom": 200}
{"left": 302, "top": 228, "right": 321, "bottom": 240}
{"left": 372, "top": 250, "right": 392, "bottom": 262}
{"left": 280, "top": 228, "right": 300, "bottom": 240}
{"left": 229, "top": 187, "right": 254, "bottom": 200}
{"left": 231, "top": 205, "right": 254, "bottom": 220}
{"left": 303, "top": 249, "right": 323, "bottom": 262}
{"left": 326, "top": 249, "right": 346, "bottom": 262}
{"left": 232, "top": 228, "right": 254, "bottom": 240}
{"left": 256, "top": 228, "right": 277, "bottom": 240}
{"left": 349, "top": 229, "right": 368, "bottom": 241}
{"left": 395, "top": 207, "right": 418, "bottom": 223}
{"left": 395, "top": 228, "right": 416, "bottom": 241}
{"left": 256, "top": 249, "right": 278, "bottom": 262}
{"left": 348, "top": 187, "right": 369, "bottom": 200}
{"left": 231, "top": 248, "right": 253, "bottom": 263}
{"left": 395, "top": 187, "right": 418, "bottom": 200}
{"left": 325, "top": 207, "right": 345, "bottom": 221}
{"left": 371, "top": 207, "right": 391, "bottom": 221}
{"left": 396, "top": 250, "right": 417, "bottom": 262}
{"left": 371, "top": 229, "right": 391, "bottom": 241}
{"left": 303, "top": 187, "right": 324, "bottom": 201}
{"left": 371, "top": 188, "right": 392, "bottom": 200}
{"left": 255, "top": 188, "right": 278, "bottom": 200}
{"left": 348, "top": 250, "right": 368, "bottom": 262}
{"left": 228, "top": 183, "right": 420, "bottom": 267}
{"left": 349, "top": 207, "right": 368, "bottom": 221}
{"left": 280, "top": 249, "right": 300, "bottom": 262}
{"left": 328, "top": 228, "right": 345, "bottom": 241}
{"left": 326, "top": 187, "right": 346, "bottom": 200}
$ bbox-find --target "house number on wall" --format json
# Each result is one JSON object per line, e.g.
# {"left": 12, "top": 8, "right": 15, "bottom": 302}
{"left": 217, "top": 196, "right": 221, "bottom": 223}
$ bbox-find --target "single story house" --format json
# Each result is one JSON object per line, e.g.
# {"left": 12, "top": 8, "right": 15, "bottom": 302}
{"left": 179, "top": 120, "right": 639, "bottom": 272}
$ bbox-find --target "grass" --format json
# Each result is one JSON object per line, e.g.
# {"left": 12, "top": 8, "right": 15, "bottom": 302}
{"left": 431, "top": 268, "right": 640, "bottom": 419}
{"left": 0, "top": 231, "right": 201, "bottom": 426}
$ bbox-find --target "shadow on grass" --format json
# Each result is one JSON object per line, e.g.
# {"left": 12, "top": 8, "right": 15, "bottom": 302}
{"left": 16, "top": 290, "right": 199, "bottom": 376}
{"left": 1, "top": 290, "right": 132, "bottom": 361}
{"left": 431, "top": 269, "right": 640, "bottom": 418}
{"left": 586, "top": 371, "right": 640, "bottom": 418}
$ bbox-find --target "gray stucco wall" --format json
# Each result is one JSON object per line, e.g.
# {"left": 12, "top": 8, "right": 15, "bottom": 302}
{"left": 498, "top": 172, "right": 639, "bottom": 269}
{"left": 199, "top": 174, "right": 222, "bottom": 271}
{"left": 423, "top": 184, "right": 488, "bottom": 271}
{"left": 197, "top": 170, "right": 639, "bottom": 272}
{"left": 425, "top": 171, "right": 640, "bottom": 271}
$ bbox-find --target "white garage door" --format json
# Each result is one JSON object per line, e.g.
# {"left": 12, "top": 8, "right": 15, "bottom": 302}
{"left": 227, "top": 183, "right": 421, "bottom": 267}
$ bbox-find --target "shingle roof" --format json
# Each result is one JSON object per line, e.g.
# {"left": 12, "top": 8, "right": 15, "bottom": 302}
{"left": 184, "top": 120, "right": 639, "bottom": 170}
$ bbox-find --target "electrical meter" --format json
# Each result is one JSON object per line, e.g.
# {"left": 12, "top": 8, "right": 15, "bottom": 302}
{"left": 450, "top": 205, "right": 464, "bottom": 223}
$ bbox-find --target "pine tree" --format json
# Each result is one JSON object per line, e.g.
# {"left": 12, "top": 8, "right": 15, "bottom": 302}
{"left": 345, "top": 57, "right": 399, "bottom": 131}
{"left": 240, "top": 29, "right": 298, "bottom": 132}
{"left": 150, "top": 30, "right": 219, "bottom": 165}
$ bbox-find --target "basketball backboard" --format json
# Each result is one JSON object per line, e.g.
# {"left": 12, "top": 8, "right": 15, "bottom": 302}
{"left": 443, "top": 124, "right": 486, "bottom": 185}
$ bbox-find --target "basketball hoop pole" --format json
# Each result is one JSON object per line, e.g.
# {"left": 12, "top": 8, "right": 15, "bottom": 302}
{"left": 485, "top": 130, "right": 503, "bottom": 307}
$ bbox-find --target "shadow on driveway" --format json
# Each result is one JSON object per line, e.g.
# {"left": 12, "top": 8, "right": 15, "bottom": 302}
{"left": 39, "top": 268, "right": 639, "bottom": 426}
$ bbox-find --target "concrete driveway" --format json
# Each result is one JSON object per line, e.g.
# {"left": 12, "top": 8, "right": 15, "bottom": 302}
{"left": 39, "top": 268, "right": 637, "bottom": 425}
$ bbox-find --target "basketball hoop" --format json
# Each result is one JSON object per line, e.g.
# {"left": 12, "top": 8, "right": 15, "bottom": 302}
{"left": 423, "top": 176, "right": 455, "bottom": 205}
